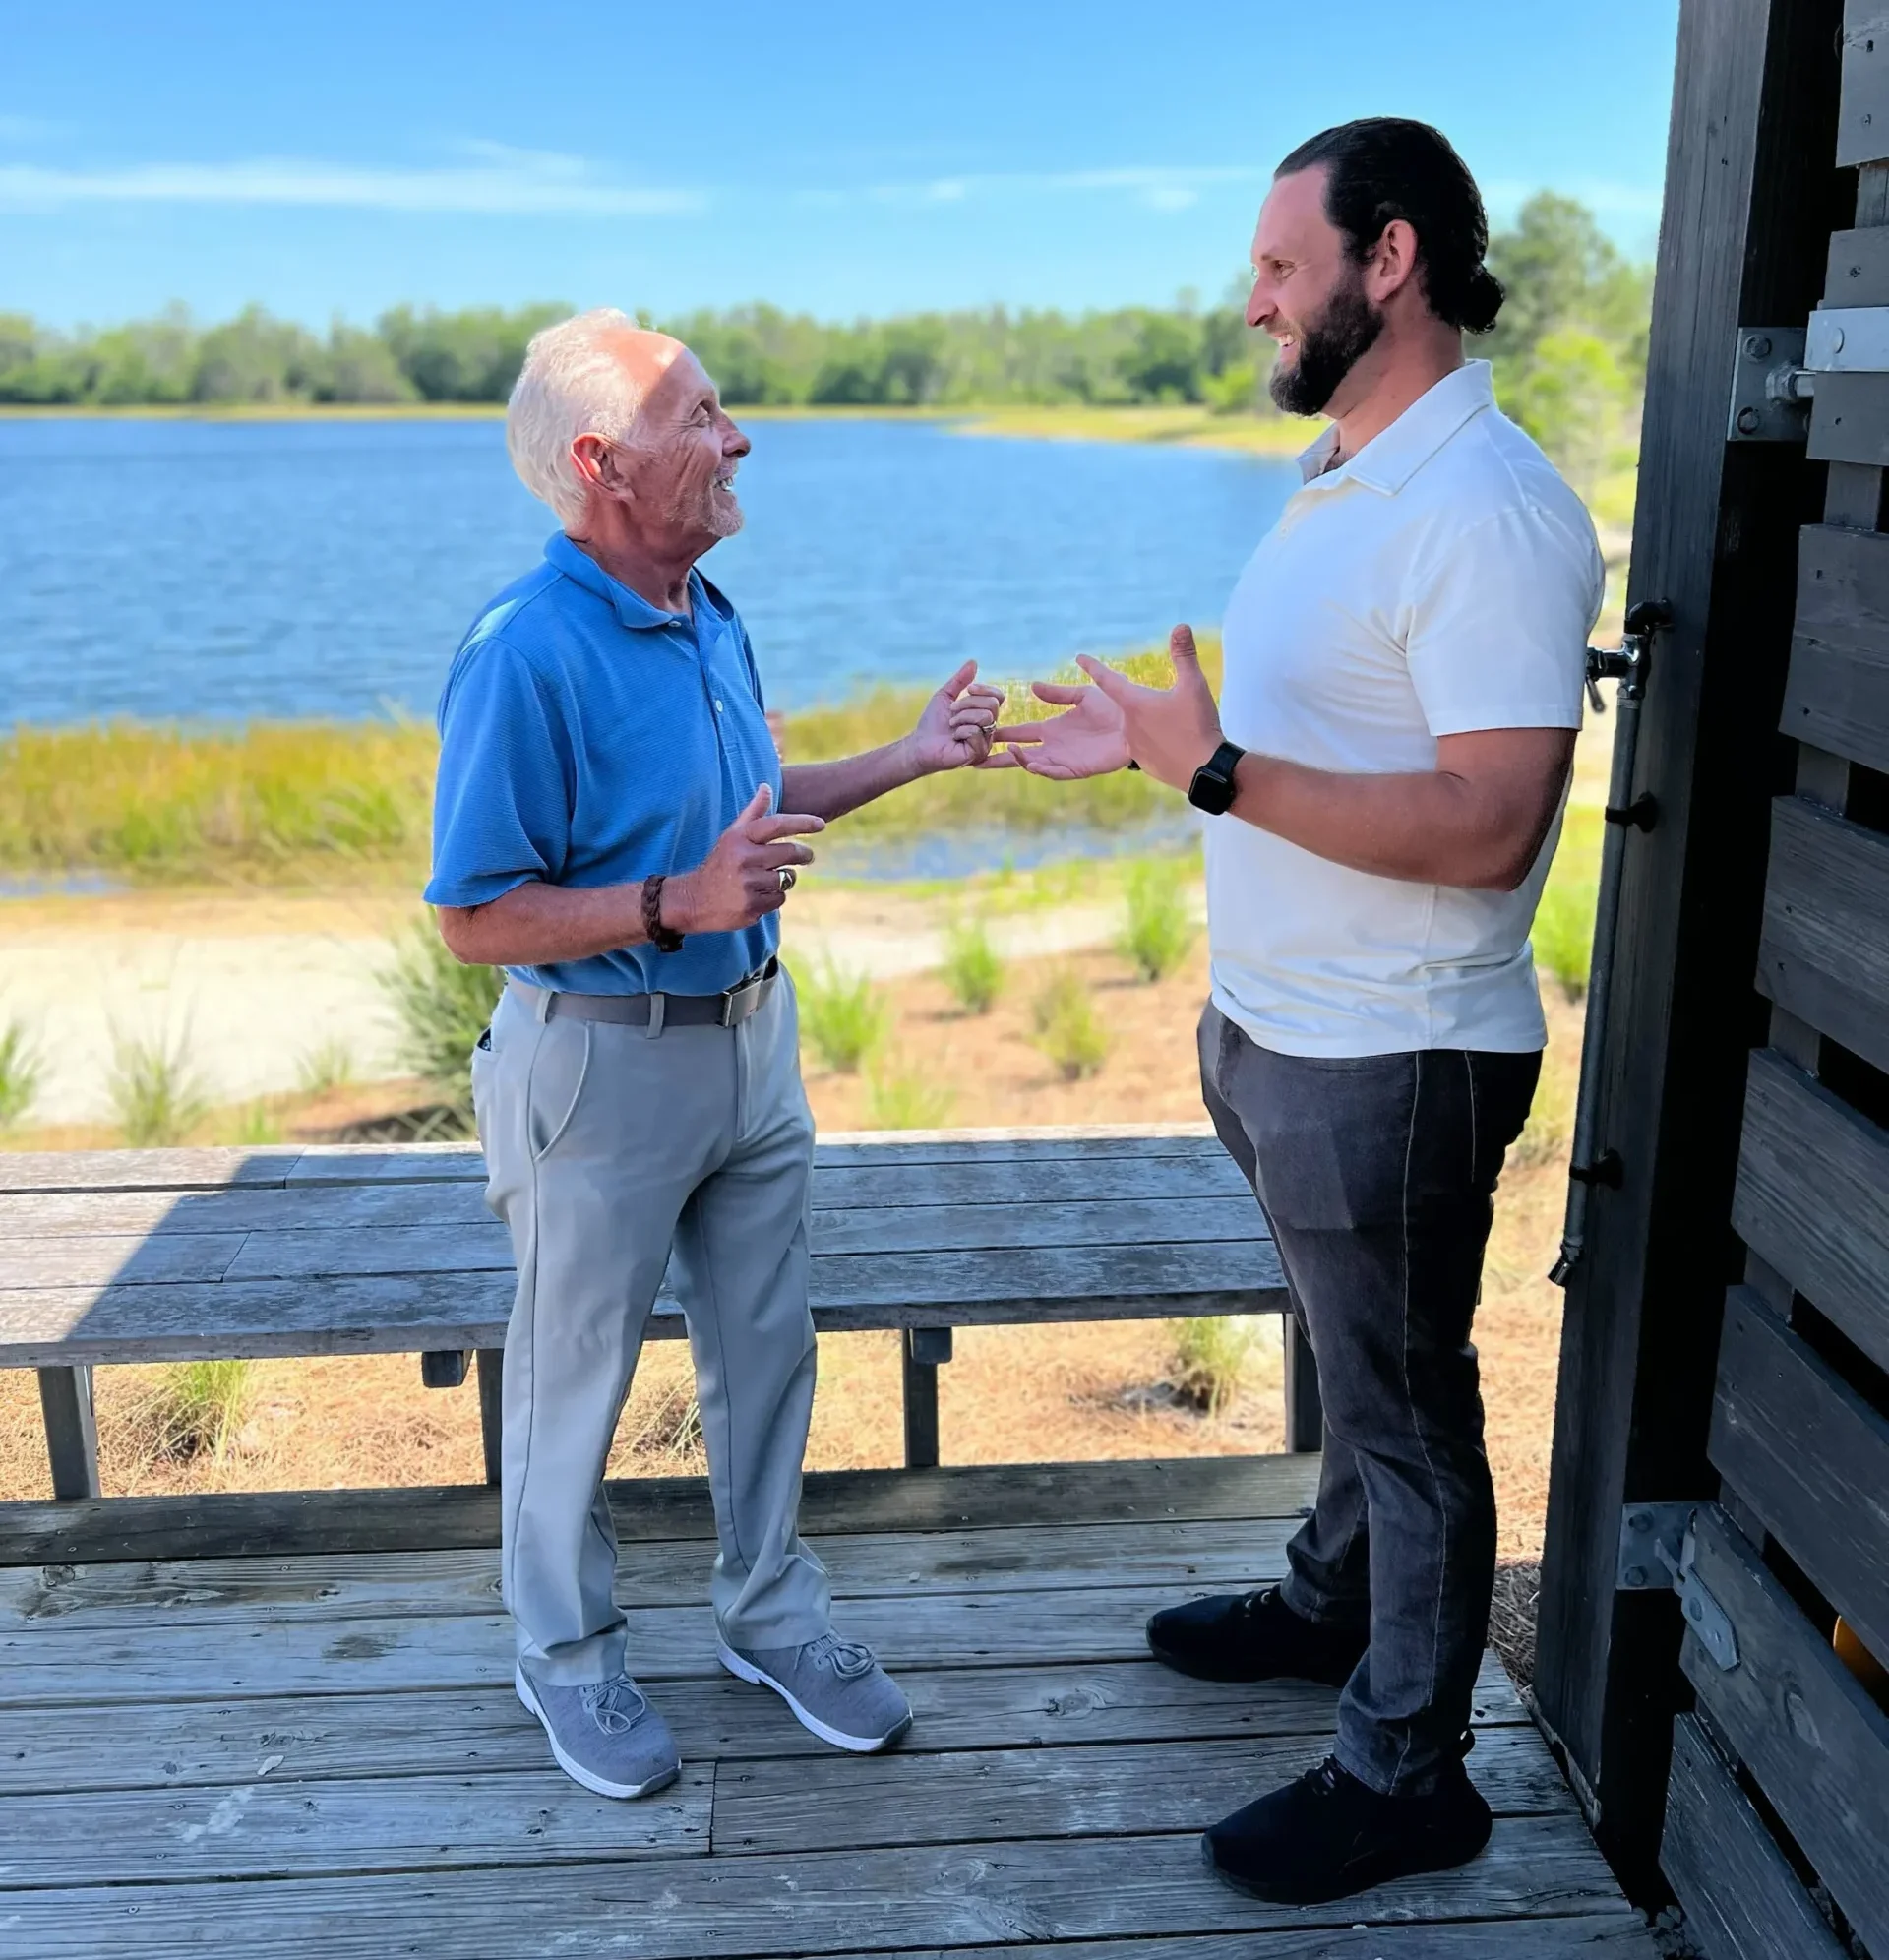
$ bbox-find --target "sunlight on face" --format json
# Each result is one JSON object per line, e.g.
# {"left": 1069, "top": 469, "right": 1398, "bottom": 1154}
{"left": 1247, "top": 166, "right": 1348, "bottom": 377}
{"left": 614, "top": 344, "right": 751, "bottom": 542}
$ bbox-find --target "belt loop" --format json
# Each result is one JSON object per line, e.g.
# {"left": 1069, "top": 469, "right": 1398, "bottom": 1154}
{"left": 533, "top": 986, "right": 554, "bottom": 1025}
{"left": 644, "top": 993, "right": 666, "bottom": 1040}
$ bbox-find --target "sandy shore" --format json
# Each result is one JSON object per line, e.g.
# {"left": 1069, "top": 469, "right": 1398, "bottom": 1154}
{"left": 0, "top": 880, "right": 1169, "bottom": 1124}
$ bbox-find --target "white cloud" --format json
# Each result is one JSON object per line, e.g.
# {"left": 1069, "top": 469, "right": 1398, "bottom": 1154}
{"left": 0, "top": 149, "right": 703, "bottom": 216}
{"left": 863, "top": 163, "right": 1260, "bottom": 213}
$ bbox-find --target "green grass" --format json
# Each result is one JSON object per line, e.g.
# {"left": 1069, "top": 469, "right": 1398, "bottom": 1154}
{"left": 0, "top": 1017, "right": 44, "bottom": 1129}
{"left": 1117, "top": 861, "right": 1198, "bottom": 981}
{"left": 381, "top": 917, "right": 505, "bottom": 1114}
{"left": 0, "top": 641, "right": 1213, "bottom": 886}
{"left": 138, "top": 1358, "right": 254, "bottom": 1462}
{"left": 1172, "top": 1317, "right": 1260, "bottom": 1416}
{"left": 296, "top": 1035, "right": 357, "bottom": 1095}
{"left": 108, "top": 1029, "right": 211, "bottom": 1145}
{"left": 1030, "top": 970, "right": 1111, "bottom": 1081}
{"left": 864, "top": 1057, "right": 956, "bottom": 1130}
{"left": 798, "top": 961, "right": 888, "bottom": 1073}
{"left": 0, "top": 717, "right": 436, "bottom": 882}
{"left": 1533, "top": 805, "right": 1603, "bottom": 1001}
{"left": 941, "top": 918, "right": 1004, "bottom": 1013}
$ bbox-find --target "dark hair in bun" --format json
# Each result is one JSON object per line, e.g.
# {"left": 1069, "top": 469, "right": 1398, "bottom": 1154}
{"left": 1276, "top": 117, "right": 1505, "bottom": 335}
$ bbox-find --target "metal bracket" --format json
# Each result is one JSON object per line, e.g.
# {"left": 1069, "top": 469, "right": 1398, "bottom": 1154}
{"left": 1617, "top": 1504, "right": 1740, "bottom": 1671}
{"left": 1727, "top": 327, "right": 1811, "bottom": 441}
{"left": 1805, "top": 305, "right": 1889, "bottom": 374}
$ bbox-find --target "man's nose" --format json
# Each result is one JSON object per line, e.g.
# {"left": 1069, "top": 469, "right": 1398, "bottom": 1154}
{"left": 724, "top": 419, "right": 752, "bottom": 459}
{"left": 1247, "top": 287, "right": 1276, "bottom": 332}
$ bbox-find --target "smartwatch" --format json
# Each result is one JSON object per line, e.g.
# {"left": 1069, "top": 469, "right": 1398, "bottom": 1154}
{"left": 1187, "top": 740, "right": 1247, "bottom": 816}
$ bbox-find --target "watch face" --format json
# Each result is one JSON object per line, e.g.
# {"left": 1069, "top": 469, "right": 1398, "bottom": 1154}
{"left": 1188, "top": 764, "right": 1235, "bottom": 816}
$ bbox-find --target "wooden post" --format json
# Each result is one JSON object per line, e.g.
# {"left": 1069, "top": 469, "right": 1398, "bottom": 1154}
{"left": 901, "top": 1326, "right": 951, "bottom": 1469}
{"left": 1532, "top": 0, "right": 1848, "bottom": 1895}
{"left": 1283, "top": 1319, "right": 1322, "bottom": 1453}
{"left": 476, "top": 1348, "right": 504, "bottom": 1487}
{"left": 37, "top": 1366, "right": 100, "bottom": 1501}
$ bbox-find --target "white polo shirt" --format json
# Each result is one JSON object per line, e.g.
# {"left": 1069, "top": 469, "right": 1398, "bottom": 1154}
{"left": 1206, "top": 360, "right": 1603, "bottom": 1058}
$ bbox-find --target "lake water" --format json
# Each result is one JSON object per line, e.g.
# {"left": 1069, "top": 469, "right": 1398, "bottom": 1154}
{"left": 0, "top": 415, "right": 1300, "bottom": 724}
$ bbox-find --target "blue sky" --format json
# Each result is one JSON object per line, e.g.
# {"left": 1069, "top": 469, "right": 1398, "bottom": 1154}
{"left": 3, "top": 0, "right": 1680, "bottom": 330}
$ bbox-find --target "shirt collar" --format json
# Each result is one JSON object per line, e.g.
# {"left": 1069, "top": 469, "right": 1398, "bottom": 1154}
{"left": 1294, "top": 360, "right": 1495, "bottom": 496}
{"left": 543, "top": 531, "right": 711, "bottom": 632}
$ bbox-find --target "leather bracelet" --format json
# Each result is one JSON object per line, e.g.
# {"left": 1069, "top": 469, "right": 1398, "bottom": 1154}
{"left": 641, "top": 875, "right": 685, "bottom": 954}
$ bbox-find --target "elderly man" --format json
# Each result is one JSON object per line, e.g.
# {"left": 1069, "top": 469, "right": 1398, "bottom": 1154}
{"left": 993, "top": 120, "right": 1602, "bottom": 1903}
{"left": 426, "top": 308, "right": 1001, "bottom": 1800}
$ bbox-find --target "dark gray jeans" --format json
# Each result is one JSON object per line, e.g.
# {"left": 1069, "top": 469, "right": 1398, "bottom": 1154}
{"left": 1197, "top": 1002, "right": 1540, "bottom": 1797}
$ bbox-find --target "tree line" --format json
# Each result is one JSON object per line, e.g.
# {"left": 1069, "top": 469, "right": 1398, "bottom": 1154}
{"left": 0, "top": 196, "right": 1647, "bottom": 476}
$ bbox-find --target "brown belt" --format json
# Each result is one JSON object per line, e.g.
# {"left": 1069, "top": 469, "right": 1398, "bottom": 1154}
{"left": 512, "top": 958, "right": 778, "bottom": 1030}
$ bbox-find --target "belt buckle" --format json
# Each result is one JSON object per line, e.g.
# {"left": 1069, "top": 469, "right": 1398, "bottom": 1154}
{"left": 718, "top": 973, "right": 763, "bottom": 1027}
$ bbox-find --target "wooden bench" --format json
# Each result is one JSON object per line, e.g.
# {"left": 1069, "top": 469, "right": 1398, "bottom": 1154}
{"left": 0, "top": 1125, "right": 1312, "bottom": 1501}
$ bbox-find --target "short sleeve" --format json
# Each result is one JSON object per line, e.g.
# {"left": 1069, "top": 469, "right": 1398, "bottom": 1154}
{"left": 422, "top": 639, "right": 572, "bottom": 909}
{"left": 1405, "top": 502, "right": 1602, "bottom": 738}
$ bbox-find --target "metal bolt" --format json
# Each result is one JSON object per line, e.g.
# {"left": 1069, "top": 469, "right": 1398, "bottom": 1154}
{"left": 1624, "top": 1564, "right": 1648, "bottom": 1588}
{"left": 1688, "top": 1599, "right": 1703, "bottom": 1620}
{"left": 1628, "top": 1509, "right": 1652, "bottom": 1532}
{"left": 1744, "top": 334, "right": 1772, "bottom": 359}
{"left": 1834, "top": 326, "right": 1847, "bottom": 352}
{"left": 1737, "top": 406, "right": 1762, "bottom": 434}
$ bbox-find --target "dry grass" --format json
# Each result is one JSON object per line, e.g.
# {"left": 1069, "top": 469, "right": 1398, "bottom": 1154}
{"left": 0, "top": 936, "right": 1582, "bottom": 1595}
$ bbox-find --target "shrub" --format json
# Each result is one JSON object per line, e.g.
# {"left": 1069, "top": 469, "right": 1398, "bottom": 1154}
{"left": 798, "top": 960, "right": 888, "bottom": 1073}
{"left": 108, "top": 1029, "right": 211, "bottom": 1145}
{"left": 865, "top": 1057, "right": 956, "bottom": 1130}
{"left": 1173, "top": 1317, "right": 1258, "bottom": 1416}
{"left": 1118, "top": 861, "right": 1197, "bottom": 982}
{"left": 382, "top": 916, "right": 504, "bottom": 1114}
{"left": 296, "top": 1035, "right": 356, "bottom": 1095}
{"left": 941, "top": 918, "right": 1004, "bottom": 1014}
{"left": 140, "top": 1358, "right": 254, "bottom": 1462}
{"left": 1531, "top": 878, "right": 1596, "bottom": 1001}
{"left": 0, "top": 1016, "right": 44, "bottom": 1129}
{"left": 1031, "top": 970, "right": 1111, "bottom": 1080}
{"left": 231, "top": 1101, "right": 284, "bottom": 1145}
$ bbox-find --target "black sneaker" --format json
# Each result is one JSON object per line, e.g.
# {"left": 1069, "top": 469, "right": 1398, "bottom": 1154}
{"left": 1146, "top": 1585, "right": 1368, "bottom": 1685}
{"left": 1201, "top": 1746, "right": 1493, "bottom": 1904}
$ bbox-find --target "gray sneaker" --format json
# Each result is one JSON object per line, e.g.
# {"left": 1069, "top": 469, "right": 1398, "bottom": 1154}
{"left": 515, "top": 1663, "right": 681, "bottom": 1799}
{"left": 718, "top": 1630, "right": 913, "bottom": 1752}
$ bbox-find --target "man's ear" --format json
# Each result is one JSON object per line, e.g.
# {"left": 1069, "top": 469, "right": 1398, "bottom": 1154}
{"left": 569, "top": 434, "right": 627, "bottom": 496}
{"left": 1369, "top": 218, "right": 1424, "bottom": 306}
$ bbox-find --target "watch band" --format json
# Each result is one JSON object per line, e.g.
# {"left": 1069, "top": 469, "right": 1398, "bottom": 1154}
{"left": 1187, "top": 740, "right": 1247, "bottom": 816}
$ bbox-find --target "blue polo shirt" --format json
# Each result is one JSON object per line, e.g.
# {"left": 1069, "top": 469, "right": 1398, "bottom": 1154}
{"left": 424, "top": 532, "right": 782, "bottom": 996}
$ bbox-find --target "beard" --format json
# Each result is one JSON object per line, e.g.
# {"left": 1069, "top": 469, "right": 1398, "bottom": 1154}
{"left": 1267, "top": 271, "right": 1384, "bottom": 416}
{"left": 666, "top": 478, "right": 745, "bottom": 540}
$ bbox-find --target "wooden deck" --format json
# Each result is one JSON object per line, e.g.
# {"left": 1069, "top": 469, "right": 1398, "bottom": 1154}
{"left": 0, "top": 1455, "right": 1651, "bottom": 1957}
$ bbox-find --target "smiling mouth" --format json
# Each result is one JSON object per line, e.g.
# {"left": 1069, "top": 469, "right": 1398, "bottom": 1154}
{"left": 712, "top": 470, "right": 739, "bottom": 493}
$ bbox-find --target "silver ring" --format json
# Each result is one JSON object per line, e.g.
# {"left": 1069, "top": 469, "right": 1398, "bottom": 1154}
{"left": 777, "top": 867, "right": 797, "bottom": 892}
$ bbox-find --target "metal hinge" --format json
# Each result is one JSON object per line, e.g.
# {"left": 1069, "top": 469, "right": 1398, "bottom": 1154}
{"left": 1728, "top": 327, "right": 1812, "bottom": 441}
{"left": 1729, "top": 306, "right": 1889, "bottom": 441}
{"left": 1617, "top": 1503, "right": 1740, "bottom": 1670}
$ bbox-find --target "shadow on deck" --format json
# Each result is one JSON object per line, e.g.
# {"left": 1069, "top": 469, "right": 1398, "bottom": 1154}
{"left": 0, "top": 1454, "right": 1651, "bottom": 1957}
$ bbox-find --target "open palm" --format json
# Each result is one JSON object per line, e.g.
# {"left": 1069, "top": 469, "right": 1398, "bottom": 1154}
{"left": 984, "top": 681, "right": 1131, "bottom": 779}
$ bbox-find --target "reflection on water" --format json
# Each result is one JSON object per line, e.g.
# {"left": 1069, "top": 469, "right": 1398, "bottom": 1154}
{"left": 0, "top": 872, "right": 128, "bottom": 899}
{"left": 819, "top": 815, "right": 1201, "bottom": 883}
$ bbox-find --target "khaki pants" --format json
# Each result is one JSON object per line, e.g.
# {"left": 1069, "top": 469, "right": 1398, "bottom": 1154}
{"left": 472, "top": 974, "right": 831, "bottom": 1686}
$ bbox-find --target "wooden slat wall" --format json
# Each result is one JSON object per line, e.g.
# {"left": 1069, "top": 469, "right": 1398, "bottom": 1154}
{"left": 1533, "top": 0, "right": 1852, "bottom": 1895}
{"left": 1659, "top": 21, "right": 1889, "bottom": 1950}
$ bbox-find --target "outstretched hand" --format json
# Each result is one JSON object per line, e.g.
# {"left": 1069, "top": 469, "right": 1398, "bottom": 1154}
{"left": 905, "top": 660, "right": 1006, "bottom": 772}
{"left": 986, "top": 625, "right": 1224, "bottom": 788}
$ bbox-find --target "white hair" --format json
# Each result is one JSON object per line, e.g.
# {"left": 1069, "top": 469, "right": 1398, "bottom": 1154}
{"left": 506, "top": 307, "right": 649, "bottom": 527}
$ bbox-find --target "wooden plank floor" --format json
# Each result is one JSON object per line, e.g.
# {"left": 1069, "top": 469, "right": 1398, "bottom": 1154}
{"left": 0, "top": 1457, "right": 1652, "bottom": 1958}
